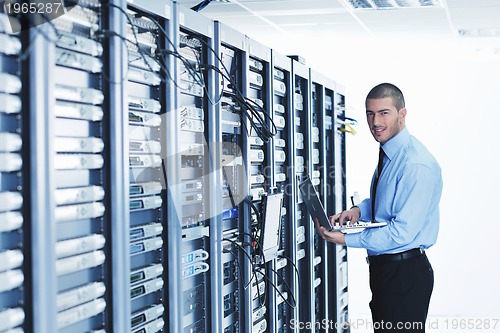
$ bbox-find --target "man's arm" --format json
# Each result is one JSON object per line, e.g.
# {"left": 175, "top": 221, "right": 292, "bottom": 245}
{"left": 344, "top": 163, "right": 438, "bottom": 252}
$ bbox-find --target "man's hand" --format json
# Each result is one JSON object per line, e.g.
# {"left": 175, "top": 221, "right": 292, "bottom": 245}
{"left": 314, "top": 219, "right": 346, "bottom": 245}
{"left": 329, "top": 206, "right": 360, "bottom": 227}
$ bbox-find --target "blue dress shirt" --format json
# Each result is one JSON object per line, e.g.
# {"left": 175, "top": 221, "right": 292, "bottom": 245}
{"left": 345, "top": 127, "right": 443, "bottom": 256}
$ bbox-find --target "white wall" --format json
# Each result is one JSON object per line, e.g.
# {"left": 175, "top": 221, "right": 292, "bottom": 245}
{"left": 251, "top": 33, "right": 500, "bottom": 323}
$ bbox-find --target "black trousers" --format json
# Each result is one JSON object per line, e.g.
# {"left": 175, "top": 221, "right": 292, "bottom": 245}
{"left": 369, "top": 253, "right": 434, "bottom": 333}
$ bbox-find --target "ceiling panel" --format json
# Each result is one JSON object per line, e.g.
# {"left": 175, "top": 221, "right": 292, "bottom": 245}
{"left": 175, "top": 0, "right": 500, "bottom": 49}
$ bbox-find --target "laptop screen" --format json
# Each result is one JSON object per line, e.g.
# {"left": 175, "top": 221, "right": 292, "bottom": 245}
{"left": 260, "top": 192, "right": 284, "bottom": 262}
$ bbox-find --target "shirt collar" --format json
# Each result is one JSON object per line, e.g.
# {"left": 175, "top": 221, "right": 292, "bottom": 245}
{"left": 381, "top": 126, "right": 410, "bottom": 160}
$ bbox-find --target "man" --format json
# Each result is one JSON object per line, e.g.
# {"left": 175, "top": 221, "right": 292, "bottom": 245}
{"left": 316, "top": 83, "right": 442, "bottom": 332}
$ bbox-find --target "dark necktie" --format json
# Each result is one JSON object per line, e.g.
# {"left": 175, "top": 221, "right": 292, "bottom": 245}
{"left": 371, "top": 147, "right": 385, "bottom": 221}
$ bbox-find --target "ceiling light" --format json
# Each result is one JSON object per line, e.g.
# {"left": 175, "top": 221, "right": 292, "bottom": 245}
{"left": 343, "top": 0, "right": 442, "bottom": 10}
{"left": 458, "top": 28, "right": 500, "bottom": 38}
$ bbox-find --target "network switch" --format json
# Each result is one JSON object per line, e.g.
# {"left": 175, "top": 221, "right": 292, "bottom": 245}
{"left": 56, "top": 32, "right": 103, "bottom": 56}
{"left": 0, "top": 269, "right": 24, "bottom": 293}
{"left": 274, "top": 115, "right": 286, "bottom": 129}
{"left": 129, "top": 155, "right": 162, "bottom": 168}
{"left": 0, "top": 35, "right": 21, "bottom": 55}
{"left": 249, "top": 149, "right": 265, "bottom": 163}
{"left": 54, "top": 137, "right": 104, "bottom": 153}
{"left": 178, "top": 46, "right": 200, "bottom": 63}
{"left": 130, "top": 278, "right": 164, "bottom": 300}
{"left": 252, "top": 305, "right": 267, "bottom": 322}
{"left": 55, "top": 202, "right": 105, "bottom": 222}
{"left": 248, "top": 136, "right": 264, "bottom": 146}
{"left": 0, "top": 211, "right": 23, "bottom": 232}
{"left": 130, "top": 196, "right": 162, "bottom": 211}
{"left": 130, "top": 223, "right": 163, "bottom": 241}
{"left": 129, "top": 111, "right": 162, "bottom": 127}
{"left": 250, "top": 174, "right": 265, "bottom": 184}
{"left": 129, "top": 96, "right": 162, "bottom": 113}
{"left": 180, "top": 105, "right": 204, "bottom": 120}
{"left": 129, "top": 140, "right": 161, "bottom": 154}
{"left": 0, "top": 93, "right": 21, "bottom": 114}
{"left": 57, "top": 298, "right": 106, "bottom": 329}
{"left": 180, "top": 143, "right": 205, "bottom": 156}
{"left": 130, "top": 182, "right": 162, "bottom": 197}
{"left": 0, "top": 307, "right": 24, "bottom": 331}
{"left": 277, "top": 291, "right": 288, "bottom": 306}
{"left": 274, "top": 173, "right": 286, "bottom": 182}
{"left": 248, "top": 72, "right": 263, "bottom": 88}
{"left": 128, "top": 50, "right": 161, "bottom": 72}
{"left": 275, "top": 138, "right": 286, "bottom": 148}
{"left": 273, "top": 79, "right": 286, "bottom": 96}
{"left": 0, "top": 132, "right": 22, "bottom": 152}
{"left": 131, "top": 304, "right": 164, "bottom": 330}
{"left": 0, "top": 153, "right": 22, "bottom": 172}
{"left": 128, "top": 67, "right": 161, "bottom": 86}
{"left": 180, "top": 82, "right": 204, "bottom": 97}
{"left": 249, "top": 58, "right": 264, "bottom": 72}
{"left": 54, "top": 186, "right": 105, "bottom": 205}
{"left": 56, "top": 250, "right": 106, "bottom": 276}
{"left": 273, "top": 68, "right": 285, "bottom": 80}
{"left": 132, "top": 317, "right": 164, "bottom": 333}
{"left": 274, "top": 103, "right": 285, "bottom": 114}
{"left": 130, "top": 237, "right": 163, "bottom": 256}
{"left": 131, "top": 263, "right": 164, "bottom": 285}
{"left": 180, "top": 118, "right": 204, "bottom": 133}
{"left": 52, "top": 4, "right": 100, "bottom": 33}
{"left": 0, "top": 191, "right": 23, "bottom": 212}
{"left": 55, "top": 154, "right": 104, "bottom": 170}
{"left": 54, "top": 101, "right": 104, "bottom": 121}
{"left": 252, "top": 280, "right": 266, "bottom": 300}
{"left": 56, "top": 48, "right": 103, "bottom": 73}
{"left": 57, "top": 282, "right": 106, "bottom": 312}
{"left": 181, "top": 225, "right": 209, "bottom": 242}
{"left": 0, "top": 73, "right": 22, "bottom": 94}
{"left": 54, "top": 85, "right": 104, "bottom": 105}
{"left": 55, "top": 234, "right": 106, "bottom": 259}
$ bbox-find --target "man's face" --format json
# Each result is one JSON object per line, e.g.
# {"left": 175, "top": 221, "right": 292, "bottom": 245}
{"left": 366, "top": 97, "right": 406, "bottom": 145}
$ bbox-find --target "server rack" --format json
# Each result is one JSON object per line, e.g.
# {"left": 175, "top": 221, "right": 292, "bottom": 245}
{"left": 123, "top": 2, "right": 172, "bottom": 333}
{"left": 270, "top": 51, "right": 296, "bottom": 333}
{"left": 320, "top": 78, "right": 338, "bottom": 333}
{"left": 291, "top": 59, "right": 314, "bottom": 331}
{"left": 244, "top": 36, "right": 274, "bottom": 333}
{"left": 332, "top": 84, "right": 349, "bottom": 333}
{"left": 214, "top": 21, "right": 247, "bottom": 333}
{"left": 0, "top": 1, "right": 349, "bottom": 332}
{"left": 310, "top": 70, "right": 332, "bottom": 332}
{"left": 30, "top": 1, "right": 111, "bottom": 332}
{"left": 174, "top": 4, "right": 216, "bottom": 333}
{"left": 0, "top": 11, "right": 27, "bottom": 333}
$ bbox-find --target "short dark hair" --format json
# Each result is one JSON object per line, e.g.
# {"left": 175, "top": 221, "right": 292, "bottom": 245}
{"left": 366, "top": 83, "right": 405, "bottom": 110}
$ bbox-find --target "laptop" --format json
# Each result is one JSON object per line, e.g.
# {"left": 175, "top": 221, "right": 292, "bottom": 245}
{"left": 260, "top": 192, "right": 284, "bottom": 262}
{"left": 298, "top": 178, "right": 387, "bottom": 233}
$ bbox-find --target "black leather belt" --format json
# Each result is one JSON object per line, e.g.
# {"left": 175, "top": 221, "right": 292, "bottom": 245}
{"left": 366, "top": 248, "right": 424, "bottom": 265}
